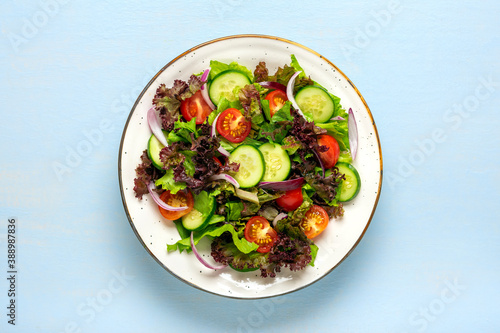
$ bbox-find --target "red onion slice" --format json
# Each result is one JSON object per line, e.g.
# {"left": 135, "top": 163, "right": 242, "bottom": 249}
{"left": 201, "top": 84, "right": 215, "bottom": 110}
{"left": 199, "top": 68, "right": 215, "bottom": 109}
{"left": 211, "top": 112, "right": 230, "bottom": 157}
{"left": 348, "top": 108, "right": 358, "bottom": 160}
{"left": 211, "top": 112, "right": 221, "bottom": 137}
{"left": 147, "top": 182, "right": 188, "bottom": 211}
{"left": 272, "top": 213, "right": 288, "bottom": 227}
{"left": 259, "top": 177, "right": 305, "bottom": 191}
{"left": 313, "top": 149, "right": 326, "bottom": 178}
{"left": 190, "top": 232, "right": 227, "bottom": 270}
{"left": 235, "top": 188, "right": 259, "bottom": 204}
{"left": 217, "top": 146, "right": 230, "bottom": 157}
{"left": 208, "top": 174, "right": 240, "bottom": 188}
{"left": 257, "top": 81, "right": 287, "bottom": 92}
{"left": 286, "top": 71, "right": 305, "bottom": 118}
{"left": 200, "top": 68, "right": 210, "bottom": 86}
{"left": 331, "top": 116, "right": 345, "bottom": 121}
{"left": 147, "top": 107, "right": 168, "bottom": 147}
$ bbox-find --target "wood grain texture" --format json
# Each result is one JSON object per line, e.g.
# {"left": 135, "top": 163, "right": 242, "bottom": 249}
{"left": 0, "top": 0, "right": 499, "bottom": 331}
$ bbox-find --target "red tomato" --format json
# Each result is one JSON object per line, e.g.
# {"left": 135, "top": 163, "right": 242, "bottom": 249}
{"left": 180, "top": 90, "right": 213, "bottom": 124}
{"left": 317, "top": 134, "right": 340, "bottom": 169}
{"left": 265, "top": 90, "right": 288, "bottom": 117}
{"left": 300, "top": 205, "right": 329, "bottom": 239}
{"left": 213, "top": 156, "right": 223, "bottom": 166}
{"left": 276, "top": 188, "right": 304, "bottom": 212}
{"left": 244, "top": 216, "right": 278, "bottom": 253}
{"left": 215, "top": 108, "right": 251, "bottom": 143}
{"left": 158, "top": 190, "right": 194, "bottom": 220}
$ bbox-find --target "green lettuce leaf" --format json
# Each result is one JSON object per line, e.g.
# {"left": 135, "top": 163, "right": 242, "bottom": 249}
{"left": 257, "top": 189, "right": 283, "bottom": 203}
{"left": 258, "top": 120, "right": 292, "bottom": 144}
{"left": 192, "top": 190, "right": 213, "bottom": 214}
{"left": 210, "top": 181, "right": 236, "bottom": 198}
{"left": 270, "top": 101, "right": 294, "bottom": 122}
{"left": 309, "top": 244, "right": 319, "bottom": 267}
{"left": 180, "top": 150, "right": 196, "bottom": 177}
{"left": 253, "top": 82, "right": 268, "bottom": 97}
{"left": 208, "top": 214, "right": 225, "bottom": 225}
{"left": 315, "top": 119, "right": 350, "bottom": 151}
{"left": 155, "top": 169, "right": 186, "bottom": 194}
{"left": 268, "top": 64, "right": 296, "bottom": 86}
{"left": 173, "top": 117, "right": 198, "bottom": 143}
{"left": 281, "top": 136, "right": 301, "bottom": 155}
{"left": 290, "top": 54, "right": 306, "bottom": 78}
{"left": 219, "top": 139, "right": 236, "bottom": 153}
{"left": 167, "top": 223, "right": 259, "bottom": 254}
{"left": 289, "top": 55, "right": 314, "bottom": 93}
{"left": 207, "top": 97, "right": 242, "bottom": 125}
{"left": 223, "top": 136, "right": 263, "bottom": 152}
{"left": 167, "top": 131, "right": 187, "bottom": 144}
{"left": 226, "top": 201, "right": 244, "bottom": 221}
{"left": 331, "top": 94, "right": 348, "bottom": 118}
{"left": 209, "top": 60, "right": 254, "bottom": 82}
{"left": 261, "top": 99, "right": 272, "bottom": 121}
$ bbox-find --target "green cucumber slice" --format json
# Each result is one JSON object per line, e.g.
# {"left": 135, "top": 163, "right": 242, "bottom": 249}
{"left": 258, "top": 143, "right": 291, "bottom": 182}
{"left": 147, "top": 131, "right": 168, "bottom": 170}
{"left": 181, "top": 209, "right": 208, "bottom": 231}
{"left": 209, "top": 70, "right": 251, "bottom": 105}
{"left": 228, "top": 145, "right": 265, "bottom": 188}
{"left": 336, "top": 162, "right": 361, "bottom": 202}
{"left": 295, "top": 86, "right": 335, "bottom": 123}
{"left": 181, "top": 195, "right": 215, "bottom": 231}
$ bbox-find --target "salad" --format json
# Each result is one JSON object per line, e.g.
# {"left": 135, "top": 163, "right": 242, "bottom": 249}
{"left": 133, "top": 55, "right": 361, "bottom": 278}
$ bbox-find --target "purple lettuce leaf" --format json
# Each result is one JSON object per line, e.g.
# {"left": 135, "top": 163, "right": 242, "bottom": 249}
{"left": 253, "top": 61, "right": 269, "bottom": 83}
{"left": 133, "top": 150, "right": 161, "bottom": 199}
{"left": 210, "top": 232, "right": 313, "bottom": 278}
{"left": 158, "top": 123, "right": 239, "bottom": 194}
{"left": 152, "top": 75, "right": 204, "bottom": 131}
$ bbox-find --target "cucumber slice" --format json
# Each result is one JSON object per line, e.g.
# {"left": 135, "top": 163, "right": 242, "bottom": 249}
{"left": 209, "top": 70, "right": 251, "bottom": 105}
{"left": 336, "top": 162, "right": 361, "bottom": 202}
{"left": 181, "top": 195, "right": 215, "bottom": 231}
{"left": 181, "top": 209, "right": 207, "bottom": 231}
{"left": 258, "top": 143, "right": 291, "bottom": 182}
{"left": 228, "top": 145, "right": 265, "bottom": 188}
{"left": 295, "top": 86, "right": 335, "bottom": 123}
{"left": 147, "top": 131, "right": 168, "bottom": 170}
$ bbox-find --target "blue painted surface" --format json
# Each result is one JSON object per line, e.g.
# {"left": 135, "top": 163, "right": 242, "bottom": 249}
{"left": 1, "top": 0, "right": 499, "bottom": 332}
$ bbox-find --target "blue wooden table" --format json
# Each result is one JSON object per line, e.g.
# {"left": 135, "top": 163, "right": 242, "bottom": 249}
{"left": 1, "top": 0, "right": 499, "bottom": 332}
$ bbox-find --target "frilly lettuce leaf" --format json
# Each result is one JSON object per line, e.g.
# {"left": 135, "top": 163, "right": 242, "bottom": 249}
{"left": 209, "top": 60, "right": 254, "bottom": 82}
{"left": 155, "top": 169, "right": 186, "bottom": 194}
{"left": 207, "top": 97, "right": 242, "bottom": 125}
{"left": 167, "top": 223, "right": 259, "bottom": 254}
{"left": 315, "top": 119, "right": 350, "bottom": 151}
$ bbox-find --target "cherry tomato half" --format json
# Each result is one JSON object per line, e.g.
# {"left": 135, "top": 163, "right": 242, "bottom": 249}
{"left": 213, "top": 156, "right": 223, "bottom": 166}
{"left": 180, "top": 90, "right": 213, "bottom": 125}
{"left": 276, "top": 188, "right": 304, "bottom": 212}
{"left": 244, "top": 216, "right": 278, "bottom": 253}
{"left": 158, "top": 190, "right": 194, "bottom": 220}
{"left": 300, "top": 205, "right": 329, "bottom": 239}
{"left": 265, "top": 90, "right": 288, "bottom": 118}
{"left": 317, "top": 134, "right": 340, "bottom": 169}
{"left": 215, "top": 108, "right": 251, "bottom": 143}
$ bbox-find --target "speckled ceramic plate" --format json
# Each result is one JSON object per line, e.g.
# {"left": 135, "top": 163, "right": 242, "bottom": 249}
{"left": 118, "top": 35, "right": 382, "bottom": 299}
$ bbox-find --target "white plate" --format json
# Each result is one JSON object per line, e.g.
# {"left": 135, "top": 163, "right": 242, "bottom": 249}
{"left": 118, "top": 35, "right": 382, "bottom": 299}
